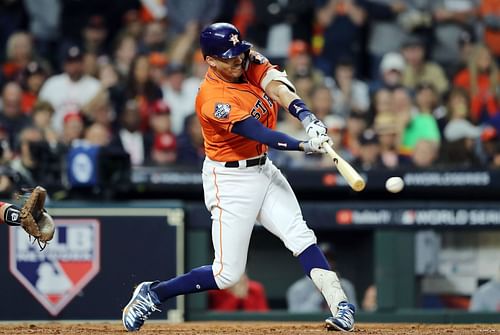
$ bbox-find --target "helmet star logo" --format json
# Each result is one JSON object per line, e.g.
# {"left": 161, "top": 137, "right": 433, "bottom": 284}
{"left": 229, "top": 34, "right": 239, "bottom": 46}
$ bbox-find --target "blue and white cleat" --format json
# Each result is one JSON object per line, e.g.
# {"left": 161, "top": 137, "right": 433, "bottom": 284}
{"left": 325, "top": 301, "right": 355, "bottom": 332}
{"left": 122, "top": 281, "right": 161, "bottom": 332}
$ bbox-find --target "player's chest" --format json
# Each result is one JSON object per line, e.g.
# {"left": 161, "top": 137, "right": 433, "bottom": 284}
{"left": 227, "top": 85, "right": 276, "bottom": 121}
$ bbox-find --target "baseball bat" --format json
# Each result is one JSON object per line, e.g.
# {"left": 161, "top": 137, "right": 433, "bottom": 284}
{"left": 322, "top": 143, "right": 366, "bottom": 192}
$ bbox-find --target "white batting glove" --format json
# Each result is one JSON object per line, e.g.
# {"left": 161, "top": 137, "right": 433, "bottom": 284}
{"left": 302, "top": 135, "right": 333, "bottom": 154}
{"left": 302, "top": 114, "right": 328, "bottom": 138}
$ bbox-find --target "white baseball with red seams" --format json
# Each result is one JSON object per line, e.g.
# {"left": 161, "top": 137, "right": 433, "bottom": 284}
{"left": 386, "top": 177, "right": 404, "bottom": 193}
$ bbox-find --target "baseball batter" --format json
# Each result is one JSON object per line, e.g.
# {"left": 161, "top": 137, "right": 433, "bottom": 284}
{"left": 122, "top": 23, "right": 355, "bottom": 332}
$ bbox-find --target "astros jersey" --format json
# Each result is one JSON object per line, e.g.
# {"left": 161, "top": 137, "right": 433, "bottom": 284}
{"left": 195, "top": 60, "right": 278, "bottom": 162}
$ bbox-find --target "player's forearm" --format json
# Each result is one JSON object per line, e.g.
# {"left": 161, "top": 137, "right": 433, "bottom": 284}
{"left": 232, "top": 117, "right": 303, "bottom": 151}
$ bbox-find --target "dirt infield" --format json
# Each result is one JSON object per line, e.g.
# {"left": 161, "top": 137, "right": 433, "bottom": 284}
{"left": 0, "top": 322, "right": 498, "bottom": 335}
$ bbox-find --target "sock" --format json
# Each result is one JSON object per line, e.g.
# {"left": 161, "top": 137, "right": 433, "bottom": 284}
{"left": 298, "top": 244, "right": 330, "bottom": 277}
{"left": 3, "top": 205, "right": 21, "bottom": 226}
{"left": 150, "top": 265, "right": 219, "bottom": 302}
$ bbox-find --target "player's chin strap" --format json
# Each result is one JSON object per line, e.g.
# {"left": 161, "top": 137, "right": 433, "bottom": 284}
{"left": 310, "top": 268, "right": 348, "bottom": 316}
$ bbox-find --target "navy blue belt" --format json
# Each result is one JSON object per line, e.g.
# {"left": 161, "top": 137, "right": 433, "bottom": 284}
{"left": 224, "top": 154, "right": 267, "bottom": 168}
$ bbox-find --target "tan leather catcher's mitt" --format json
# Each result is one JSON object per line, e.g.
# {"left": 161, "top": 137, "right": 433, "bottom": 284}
{"left": 20, "top": 186, "right": 55, "bottom": 249}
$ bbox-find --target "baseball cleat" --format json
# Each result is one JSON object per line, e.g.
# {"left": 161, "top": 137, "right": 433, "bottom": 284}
{"left": 122, "top": 281, "right": 161, "bottom": 331}
{"left": 325, "top": 301, "right": 355, "bottom": 332}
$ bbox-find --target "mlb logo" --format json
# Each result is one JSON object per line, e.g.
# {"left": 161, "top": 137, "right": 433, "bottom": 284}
{"left": 9, "top": 219, "right": 100, "bottom": 316}
{"left": 214, "top": 103, "right": 231, "bottom": 119}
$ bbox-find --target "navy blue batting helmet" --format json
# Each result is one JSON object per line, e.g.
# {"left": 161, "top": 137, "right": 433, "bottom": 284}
{"left": 200, "top": 22, "right": 252, "bottom": 59}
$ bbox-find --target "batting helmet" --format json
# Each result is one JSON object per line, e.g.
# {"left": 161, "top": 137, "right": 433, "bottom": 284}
{"left": 200, "top": 22, "right": 252, "bottom": 59}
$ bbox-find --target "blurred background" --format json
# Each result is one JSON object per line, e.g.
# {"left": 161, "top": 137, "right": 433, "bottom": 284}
{"left": 0, "top": 0, "right": 499, "bottom": 323}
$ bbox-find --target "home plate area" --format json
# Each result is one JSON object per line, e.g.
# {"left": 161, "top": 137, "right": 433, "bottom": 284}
{"left": 0, "top": 322, "right": 498, "bottom": 335}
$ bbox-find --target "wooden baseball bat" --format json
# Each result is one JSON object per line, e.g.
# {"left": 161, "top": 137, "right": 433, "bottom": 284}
{"left": 322, "top": 143, "right": 366, "bottom": 192}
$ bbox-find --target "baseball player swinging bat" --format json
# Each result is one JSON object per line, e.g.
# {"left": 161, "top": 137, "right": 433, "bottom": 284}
{"left": 322, "top": 143, "right": 366, "bottom": 192}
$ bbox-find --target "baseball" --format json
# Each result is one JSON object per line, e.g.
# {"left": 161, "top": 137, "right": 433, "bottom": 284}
{"left": 385, "top": 177, "right": 404, "bottom": 193}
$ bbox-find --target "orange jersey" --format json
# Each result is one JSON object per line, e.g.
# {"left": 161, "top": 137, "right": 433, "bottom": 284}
{"left": 195, "top": 59, "right": 278, "bottom": 162}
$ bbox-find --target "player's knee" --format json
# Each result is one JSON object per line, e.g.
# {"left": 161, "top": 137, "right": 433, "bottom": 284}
{"left": 214, "top": 268, "right": 245, "bottom": 289}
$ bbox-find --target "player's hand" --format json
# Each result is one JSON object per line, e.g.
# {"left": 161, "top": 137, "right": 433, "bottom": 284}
{"left": 305, "top": 118, "right": 328, "bottom": 138}
{"left": 302, "top": 135, "right": 333, "bottom": 154}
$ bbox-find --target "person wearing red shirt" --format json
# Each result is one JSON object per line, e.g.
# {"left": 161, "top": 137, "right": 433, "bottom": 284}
{"left": 208, "top": 272, "right": 269, "bottom": 311}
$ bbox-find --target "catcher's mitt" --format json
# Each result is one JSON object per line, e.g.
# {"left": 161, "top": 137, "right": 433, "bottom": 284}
{"left": 20, "top": 186, "right": 55, "bottom": 250}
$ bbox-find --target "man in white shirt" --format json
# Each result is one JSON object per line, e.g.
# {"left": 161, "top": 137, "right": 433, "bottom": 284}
{"left": 38, "top": 45, "right": 101, "bottom": 134}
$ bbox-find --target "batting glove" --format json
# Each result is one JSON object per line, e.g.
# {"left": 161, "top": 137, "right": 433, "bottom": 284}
{"left": 302, "top": 114, "right": 328, "bottom": 138}
{"left": 302, "top": 135, "right": 333, "bottom": 154}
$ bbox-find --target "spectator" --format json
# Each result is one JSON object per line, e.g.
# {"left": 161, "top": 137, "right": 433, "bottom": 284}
{"left": 287, "top": 243, "right": 357, "bottom": 312}
{"left": 410, "top": 139, "right": 439, "bottom": 168}
{"left": 401, "top": 35, "right": 449, "bottom": 95}
{"left": 314, "top": 0, "right": 366, "bottom": 75}
{"left": 479, "top": 126, "right": 500, "bottom": 168}
{"left": 319, "top": 114, "right": 350, "bottom": 167}
{"left": 441, "top": 118, "right": 482, "bottom": 168}
{"left": 148, "top": 52, "right": 169, "bottom": 87}
{"left": 374, "top": 113, "right": 405, "bottom": 169}
{"left": 10, "top": 126, "right": 62, "bottom": 189}
{"left": 23, "top": 0, "right": 61, "bottom": 67}
{"left": 453, "top": 44, "right": 500, "bottom": 125}
{"left": 479, "top": 1, "right": 500, "bottom": 64}
{"left": 97, "top": 62, "right": 122, "bottom": 118}
{"left": 60, "top": 112, "right": 84, "bottom": 146}
{"left": 82, "top": 15, "right": 109, "bottom": 56}
{"left": 31, "top": 100, "right": 58, "bottom": 146}
{"left": 361, "top": 285, "right": 377, "bottom": 312}
{"left": 310, "top": 85, "right": 334, "bottom": 121}
{"left": 122, "top": 54, "right": 163, "bottom": 132}
{"left": 344, "top": 111, "right": 369, "bottom": 160}
{"left": 364, "top": 0, "right": 408, "bottom": 78}
{"left": 150, "top": 101, "right": 176, "bottom": 166}
{"left": 139, "top": 20, "right": 169, "bottom": 54}
{"left": 84, "top": 122, "right": 111, "bottom": 147}
{"left": 20, "top": 61, "right": 48, "bottom": 114}
{"left": 110, "top": 99, "right": 152, "bottom": 166}
{"left": 326, "top": 57, "right": 370, "bottom": 119}
{"left": 398, "top": 87, "right": 440, "bottom": 154}
{"left": 469, "top": 266, "right": 500, "bottom": 312}
{"left": 352, "top": 129, "right": 383, "bottom": 171}
{"left": 176, "top": 113, "right": 205, "bottom": 168}
{"left": 430, "top": 0, "right": 478, "bottom": 76}
{"left": 113, "top": 33, "right": 138, "bottom": 79}
{"left": 183, "top": 49, "right": 208, "bottom": 97}
{"left": 208, "top": 272, "right": 269, "bottom": 312}
{"left": 284, "top": 40, "right": 324, "bottom": 93}
{"left": 2, "top": 31, "right": 45, "bottom": 85}
{"left": 166, "top": 0, "right": 221, "bottom": 36}
{"left": 370, "top": 52, "right": 405, "bottom": 94}
{"left": 161, "top": 63, "right": 196, "bottom": 135}
{"left": 38, "top": 45, "right": 101, "bottom": 134}
{"left": 82, "top": 90, "right": 115, "bottom": 130}
{"left": 0, "top": 81, "right": 31, "bottom": 148}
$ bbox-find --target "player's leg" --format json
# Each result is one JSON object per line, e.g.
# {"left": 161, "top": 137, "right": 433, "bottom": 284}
{"left": 122, "top": 162, "right": 266, "bottom": 331}
{"left": 257, "top": 162, "right": 355, "bottom": 331}
{"left": 0, "top": 202, "right": 22, "bottom": 226}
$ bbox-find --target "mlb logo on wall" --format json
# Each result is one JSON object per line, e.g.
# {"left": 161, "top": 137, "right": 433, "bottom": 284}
{"left": 9, "top": 219, "right": 100, "bottom": 316}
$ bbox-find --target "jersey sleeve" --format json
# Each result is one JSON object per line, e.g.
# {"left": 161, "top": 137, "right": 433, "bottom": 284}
{"left": 244, "top": 52, "right": 278, "bottom": 89}
{"left": 201, "top": 97, "right": 251, "bottom": 133}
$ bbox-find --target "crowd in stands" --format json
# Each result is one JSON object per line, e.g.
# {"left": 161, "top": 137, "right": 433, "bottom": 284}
{"left": 1, "top": 0, "right": 500, "bottom": 195}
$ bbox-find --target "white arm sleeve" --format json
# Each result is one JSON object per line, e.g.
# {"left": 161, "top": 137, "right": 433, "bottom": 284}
{"left": 261, "top": 68, "right": 296, "bottom": 93}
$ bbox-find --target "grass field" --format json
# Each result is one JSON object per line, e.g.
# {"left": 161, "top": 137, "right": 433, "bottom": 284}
{"left": 0, "top": 322, "right": 499, "bottom": 334}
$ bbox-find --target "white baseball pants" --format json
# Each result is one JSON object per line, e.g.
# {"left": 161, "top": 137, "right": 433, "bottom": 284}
{"left": 202, "top": 156, "right": 317, "bottom": 289}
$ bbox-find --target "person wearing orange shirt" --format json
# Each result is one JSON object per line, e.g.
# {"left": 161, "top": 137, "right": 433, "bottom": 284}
{"left": 122, "top": 23, "right": 355, "bottom": 332}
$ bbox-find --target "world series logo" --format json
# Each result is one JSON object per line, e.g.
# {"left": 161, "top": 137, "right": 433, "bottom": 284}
{"left": 9, "top": 219, "right": 100, "bottom": 316}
